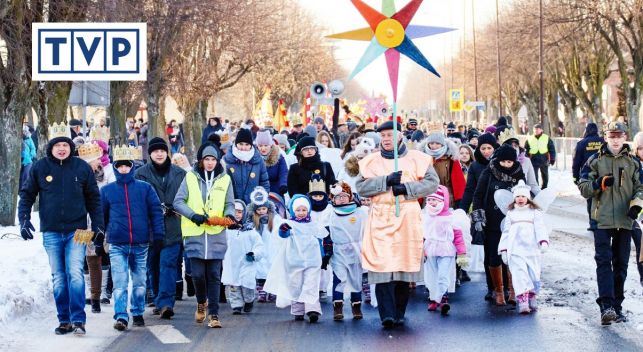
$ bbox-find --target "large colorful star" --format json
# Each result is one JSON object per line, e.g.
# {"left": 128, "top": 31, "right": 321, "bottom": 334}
{"left": 327, "top": 0, "right": 454, "bottom": 101}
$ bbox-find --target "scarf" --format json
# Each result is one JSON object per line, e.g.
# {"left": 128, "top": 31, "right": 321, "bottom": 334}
{"left": 293, "top": 215, "right": 311, "bottom": 223}
{"left": 232, "top": 144, "right": 254, "bottom": 162}
{"left": 311, "top": 197, "right": 329, "bottom": 212}
{"left": 426, "top": 144, "right": 447, "bottom": 159}
{"left": 300, "top": 153, "right": 323, "bottom": 170}
{"left": 152, "top": 156, "right": 172, "bottom": 176}
{"left": 333, "top": 203, "right": 357, "bottom": 215}
{"left": 489, "top": 159, "right": 523, "bottom": 183}
{"left": 381, "top": 140, "right": 407, "bottom": 160}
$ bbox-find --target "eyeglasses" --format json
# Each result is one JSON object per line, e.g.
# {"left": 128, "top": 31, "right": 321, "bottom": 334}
{"left": 335, "top": 194, "right": 350, "bottom": 199}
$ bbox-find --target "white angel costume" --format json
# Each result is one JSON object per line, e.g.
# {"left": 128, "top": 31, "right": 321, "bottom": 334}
{"left": 328, "top": 205, "right": 368, "bottom": 296}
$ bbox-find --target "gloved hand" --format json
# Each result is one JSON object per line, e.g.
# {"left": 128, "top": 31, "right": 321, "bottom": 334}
{"left": 279, "top": 223, "right": 292, "bottom": 238}
{"left": 392, "top": 184, "right": 407, "bottom": 196}
{"left": 456, "top": 255, "right": 469, "bottom": 269}
{"left": 279, "top": 185, "right": 288, "bottom": 195}
{"left": 94, "top": 245, "right": 107, "bottom": 257}
{"left": 92, "top": 230, "right": 106, "bottom": 255}
{"left": 20, "top": 220, "right": 35, "bottom": 241}
{"left": 245, "top": 252, "right": 255, "bottom": 262}
{"left": 162, "top": 203, "right": 175, "bottom": 216}
{"left": 152, "top": 239, "right": 164, "bottom": 253}
{"left": 321, "top": 255, "right": 331, "bottom": 270}
{"left": 593, "top": 175, "right": 614, "bottom": 190}
{"left": 539, "top": 242, "right": 549, "bottom": 253}
{"left": 225, "top": 214, "right": 237, "bottom": 223}
{"left": 190, "top": 214, "right": 208, "bottom": 226}
{"left": 627, "top": 206, "right": 642, "bottom": 220}
{"left": 501, "top": 251, "right": 508, "bottom": 265}
{"left": 474, "top": 221, "right": 484, "bottom": 232}
{"left": 549, "top": 160, "right": 555, "bottom": 166}
{"left": 386, "top": 171, "right": 402, "bottom": 187}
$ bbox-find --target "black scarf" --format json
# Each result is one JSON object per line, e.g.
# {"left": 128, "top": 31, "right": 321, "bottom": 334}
{"left": 489, "top": 159, "right": 524, "bottom": 183}
{"left": 152, "top": 156, "right": 172, "bottom": 176}
{"left": 381, "top": 140, "right": 407, "bottom": 160}
{"left": 300, "top": 153, "right": 323, "bottom": 170}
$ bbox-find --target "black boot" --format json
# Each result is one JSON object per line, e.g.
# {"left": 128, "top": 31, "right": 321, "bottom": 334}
{"left": 598, "top": 299, "right": 617, "bottom": 325}
{"left": 175, "top": 281, "right": 184, "bottom": 301}
{"left": 185, "top": 275, "right": 195, "bottom": 297}
{"left": 91, "top": 299, "right": 101, "bottom": 313}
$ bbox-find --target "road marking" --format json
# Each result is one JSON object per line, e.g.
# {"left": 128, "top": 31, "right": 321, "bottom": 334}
{"left": 148, "top": 325, "right": 191, "bottom": 344}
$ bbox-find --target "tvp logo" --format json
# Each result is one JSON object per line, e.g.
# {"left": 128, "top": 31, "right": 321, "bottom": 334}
{"left": 32, "top": 23, "right": 146, "bottom": 81}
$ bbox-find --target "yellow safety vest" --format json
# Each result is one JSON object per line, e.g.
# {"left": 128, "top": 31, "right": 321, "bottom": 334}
{"left": 527, "top": 134, "right": 550, "bottom": 155}
{"left": 181, "top": 172, "right": 231, "bottom": 237}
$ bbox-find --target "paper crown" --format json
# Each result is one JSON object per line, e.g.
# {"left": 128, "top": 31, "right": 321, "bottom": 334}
{"left": 78, "top": 142, "right": 103, "bottom": 162}
{"left": 363, "top": 117, "right": 375, "bottom": 131}
{"left": 289, "top": 114, "right": 303, "bottom": 126}
{"left": 90, "top": 126, "right": 110, "bottom": 142}
{"left": 498, "top": 128, "right": 518, "bottom": 145}
{"left": 426, "top": 122, "right": 443, "bottom": 134}
{"left": 113, "top": 145, "right": 142, "bottom": 161}
{"left": 216, "top": 130, "right": 231, "bottom": 144}
{"left": 250, "top": 187, "right": 269, "bottom": 206}
{"left": 308, "top": 174, "right": 326, "bottom": 194}
{"left": 48, "top": 122, "right": 71, "bottom": 141}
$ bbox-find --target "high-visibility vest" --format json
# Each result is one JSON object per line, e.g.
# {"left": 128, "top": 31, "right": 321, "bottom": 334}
{"left": 180, "top": 172, "right": 231, "bottom": 237}
{"left": 527, "top": 134, "right": 550, "bottom": 155}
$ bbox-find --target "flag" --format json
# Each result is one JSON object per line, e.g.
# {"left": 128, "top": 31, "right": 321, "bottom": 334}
{"left": 273, "top": 99, "right": 288, "bottom": 131}
{"left": 303, "top": 88, "right": 311, "bottom": 127}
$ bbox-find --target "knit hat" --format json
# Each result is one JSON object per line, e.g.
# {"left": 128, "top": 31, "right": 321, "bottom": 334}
{"left": 234, "top": 199, "right": 246, "bottom": 212}
{"left": 69, "top": 119, "right": 82, "bottom": 127}
{"left": 250, "top": 187, "right": 269, "bottom": 206}
{"left": 446, "top": 122, "right": 456, "bottom": 131}
{"left": 495, "top": 144, "right": 517, "bottom": 162}
{"left": 303, "top": 124, "right": 318, "bottom": 139}
{"left": 313, "top": 117, "right": 325, "bottom": 125}
{"left": 295, "top": 136, "right": 317, "bottom": 155}
{"left": 425, "top": 185, "right": 450, "bottom": 215}
{"left": 408, "top": 118, "right": 418, "bottom": 125}
{"left": 235, "top": 128, "right": 253, "bottom": 145}
{"left": 148, "top": 137, "right": 169, "bottom": 154}
{"left": 512, "top": 180, "right": 531, "bottom": 199}
{"left": 255, "top": 130, "right": 273, "bottom": 146}
{"left": 330, "top": 180, "right": 353, "bottom": 202}
{"left": 426, "top": 132, "right": 447, "bottom": 146}
{"left": 201, "top": 145, "right": 220, "bottom": 160}
{"left": 484, "top": 125, "right": 497, "bottom": 135}
{"left": 289, "top": 194, "right": 311, "bottom": 218}
{"left": 427, "top": 185, "right": 447, "bottom": 202}
{"left": 477, "top": 133, "right": 498, "bottom": 148}
{"left": 273, "top": 133, "right": 290, "bottom": 149}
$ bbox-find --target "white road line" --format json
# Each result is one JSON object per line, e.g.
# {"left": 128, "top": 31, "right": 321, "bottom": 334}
{"left": 148, "top": 325, "right": 191, "bottom": 344}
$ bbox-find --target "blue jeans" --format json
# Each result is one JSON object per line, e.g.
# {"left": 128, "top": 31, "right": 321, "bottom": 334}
{"left": 110, "top": 244, "right": 148, "bottom": 321}
{"left": 152, "top": 243, "right": 181, "bottom": 309}
{"left": 332, "top": 272, "right": 362, "bottom": 302}
{"left": 43, "top": 232, "right": 87, "bottom": 324}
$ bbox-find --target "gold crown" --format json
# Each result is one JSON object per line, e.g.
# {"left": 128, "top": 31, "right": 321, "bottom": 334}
{"left": 90, "top": 126, "right": 110, "bottom": 142}
{"left": 48, "top": 122, "right": 71, "bottom": 141}
{"left": 78, "top": 143, "right": 103, "bottom": 162}
{"left": 217, "top": 130, "right": 231, "bottom": 144}
{"left": 113, "top": 145, "right": 142, "bottom": 161}
{"left": 289, "top": 114, "right": 303, "bottom": 126}
{"left": 498, "top": 128, "right": 517, "bottom": 145}
{"left": 426, "top": 122, "right": 443, "bottom": 134}
{"left": 309, "top": 176, "right": 326, "bottom": 194}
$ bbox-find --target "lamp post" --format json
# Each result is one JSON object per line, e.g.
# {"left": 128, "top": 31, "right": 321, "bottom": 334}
{"left": 495, "top": 0, "right": 503, "bottom": 117}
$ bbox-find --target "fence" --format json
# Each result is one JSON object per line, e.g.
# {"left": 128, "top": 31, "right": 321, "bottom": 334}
{"left": 518, "top": 135, "right": 580, "bottom": 172}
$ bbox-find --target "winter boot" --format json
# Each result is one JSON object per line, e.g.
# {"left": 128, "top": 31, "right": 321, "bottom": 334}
{"left": 333, "top": 300, "right": 344, "bottom": 321}
{"left": 440, "top": 295, "right": 450, "bottom": 316}
{"left": 54, "top": 323, "right": 74, "bottom": 335}
{"left": 160, "top": 307, "right": 175, "bottom": 319}
{"left": 506, "top": 270, "right": 516, "bottom": 305}
{"left": 268, "top": 294, "right": 276, "bottom": 302}
{"left": 461, "top": 270, "right": 471, "bottom": 282}
{"left": 307, "top": 311, "right": 320, "bottom": 323}
{"left": 100, "top": 269, "right": 110, "bottom": 304}
{"left": 428, "top": 301, "right": 440, "bottom": 311}
{"left": 132, "top": 315, "right": 145, "bottom": 327}
{"left": 91, "top": 299, "right": 101, "bottom": 313}
{"left": 84, "top": 273, "right": 91, "bottom": 304}
{"left": 294, "top": 315, "right": 305, "bottom": 321}
{"left": 175, "top": 281, "right": 184, "bottom": 301}
{"left": 351, "top": 302, "right": 363, "bottom": 320}
{"left": 517, "top": 294, "right": 530, "bottom": 314}
{"left": 489, "top": 266, "right": 506, "bottom": 306}
{"left": 257, "top": 284, "right": 267, "bottom": 303}
{"left": 195, "top": 302, "right": 207, "bottom": 323}
{"left": 615, "top": 307, "right": 627, "bottom": 323}
{"left": 113, "top": 319, "right": 128, "bottom": 331}
{"left": 185, "top": 275, "right": 195, "bottom": 297}
{"left": 243, "top": 302, "right": 254, "bottom": 313}
{"left": 528, "top": 291, "right": 538, "bottom": 311}
{"left": 72, "top": 322, "right": 86, "bottom": 336}
{"left": 598, "top": 299, "right": 618, "bottom": 325}
{"left": 207, "top": 315, "right": 222, "bottom": 328}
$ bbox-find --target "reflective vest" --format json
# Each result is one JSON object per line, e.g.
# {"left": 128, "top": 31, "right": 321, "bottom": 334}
{"left": 527, "top": 134, "right": 550, "bottom": 155}
{"left": 181, "top": 172, "right": 231, "bottom": 237}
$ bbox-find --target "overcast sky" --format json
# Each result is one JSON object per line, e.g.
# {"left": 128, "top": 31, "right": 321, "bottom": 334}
{"left": 298, "top": 0, "right": 503, "bottom": 98}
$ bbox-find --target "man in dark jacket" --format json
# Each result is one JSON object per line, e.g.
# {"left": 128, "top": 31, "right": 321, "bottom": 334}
{"left": 578, "top": 122, "right": 643, "bottom": 325}
{"left": 18, "top": 128, "right": 104, "bottom": 336}
{"left": 201, "top": 117, "right": 224, "bottom": 145}
{"left": 135, "top": 137, "right": 187, "bottom": 319}
{"left": 572, "top": 123, "right": 604, "bottom": 229}
{"left": 524, "top": 123, "right": 556, "bottom": 189}
{"left": 101, "top": 148, "right": 165, "bottom": 331}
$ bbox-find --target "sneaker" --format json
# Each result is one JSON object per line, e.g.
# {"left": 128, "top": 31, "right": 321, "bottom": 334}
{"left": 517, "top": 294, "right": 531, "bottom": 314}
{"left": 615, "top": 308, "right": 627, "bottom": 323}
{"left": 195, "top": 303, "right": 207, "bottom": 323}
{"left": 54, "top": 323, "right": 74, "bottom": 335}
{"left": 208, "top": 315, "right": 222, "bottom": 328}
{"left": 72, "top": 322, "right": 86, "bottom": 336}
{"left": 528, "top": 292, "right": 538, "bottom": 311}
{"left": 351, "top": 302, "right": 363, "bottom": 320}
{"left": 160, "top": 307, "right": 174, "bottom": 319}
{"left": 307, "top": 311, "right": 320, "bottom": 323}
{"left": 440, "top": 295, "right": 450, "bottom": 316}
{"left": 243, "top": 302, "right": 253, "bottom": 313}
{"left": 333, "top": 301, "right": 344, "bottom": 321}
{"left": 100, "top": 298, "right": 110, "bottom": 305}
{"left": 91, "top": 299, "right": 101, "bottom": 313}
{"left": 152, "top": 307, "right": 161, "bottom": 315}
{"left": 113, "top": 319, "right": 128, "bottom": 331}
{"left": 294, "top": 315, "right": 304, "bottom": 321}
{"left": 232, "top": 307, "right": 242, "bottom": 315}
{"left": 601, "top": 307, "right": 618, "bottom": 325}
{"left": 132, "top": 315, "right": 145, "bottom": 327}
{"left": 427, "top": 301, "right": 440, "bottom": 311}
{"left": 381, "top": 317, "right": 395, "bottom": 329}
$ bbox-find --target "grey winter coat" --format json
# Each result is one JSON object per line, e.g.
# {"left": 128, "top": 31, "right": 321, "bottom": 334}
{"left": 173, "top": 167, "right": 235, "bottom": 260}
{"left": 135, "top": 161, "right": 186, "bottom": 247}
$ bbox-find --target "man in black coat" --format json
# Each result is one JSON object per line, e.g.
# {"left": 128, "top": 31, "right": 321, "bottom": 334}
{"left": 135, "top": 137, "right": 187, "bottom": 318}
{"left": 572, "top": 123, "right": 604, "bottom": 230}
{"left": 18, "top": 131, "right": 104, "bottom": 336}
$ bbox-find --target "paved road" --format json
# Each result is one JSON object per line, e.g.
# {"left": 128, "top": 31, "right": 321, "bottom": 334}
{"left": 103, "top": 272, "right": 640, "bottom": 352}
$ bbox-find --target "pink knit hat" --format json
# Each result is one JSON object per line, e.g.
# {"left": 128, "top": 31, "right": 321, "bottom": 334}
{"left": 255, "top": 130, "right": 273, "bottom": 146}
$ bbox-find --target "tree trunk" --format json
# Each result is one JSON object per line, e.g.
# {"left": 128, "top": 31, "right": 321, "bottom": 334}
{"left": 146, "top": 87, "right": 161, "bottom": 140}
{"left": 0, "top": 98, "right": 28, "bottom": 225}
{"left": 627, "top": 85, "right": 641, "bottom": 134}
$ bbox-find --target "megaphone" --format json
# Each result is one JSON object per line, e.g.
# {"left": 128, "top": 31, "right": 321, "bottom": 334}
{"left": 310, "top": 82, "right": 326, "bottom": 100}
{"left": 328, "top": 80, "right": 344, "bottom": 97}
{"left": 381, "top": 107, "right": 389, "bottom": 116}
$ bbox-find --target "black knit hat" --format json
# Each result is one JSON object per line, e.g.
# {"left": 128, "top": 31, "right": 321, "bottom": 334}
{"left": 295, "top": 136, "right": 317, "bottom": 155}
{"left": 148, "top": 137, "right": 168, "bottom": 154}
{"left": 494, "top": 145, "right": 517, "bottom": 162}
{"left": 235, "top": 128, "right": 253, "bottom": 145}
{"left": 477, "top": 133, "right": 498, "bottom": 148}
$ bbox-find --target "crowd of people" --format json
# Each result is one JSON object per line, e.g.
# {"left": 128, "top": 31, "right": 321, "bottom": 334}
{"left": 15, "top": 110, "right": 643, "bottom": 337}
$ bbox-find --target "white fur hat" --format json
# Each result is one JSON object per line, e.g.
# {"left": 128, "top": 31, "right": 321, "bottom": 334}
{"left": 512, "top": 180, "right": 531, "bottom": 199}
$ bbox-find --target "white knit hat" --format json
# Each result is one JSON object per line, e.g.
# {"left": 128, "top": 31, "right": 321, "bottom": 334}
{"left": 511, "top": 180, "right": 531, "bottom": 199}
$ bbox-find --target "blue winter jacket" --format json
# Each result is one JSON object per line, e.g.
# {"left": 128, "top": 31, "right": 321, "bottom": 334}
{"left": 224, "top": 148, "right": 270, "bottom": 204}
{"left": 572, "top": 123, "right": 604, "bottom": 181}
{"left": 263, "top": 145, "right": 289, "bottom": 195}
{"left": 22, "top": 137, "right": 36, "bottom": 166}
{"left": 101, "top": 165, "right": 165, "bottom": 245}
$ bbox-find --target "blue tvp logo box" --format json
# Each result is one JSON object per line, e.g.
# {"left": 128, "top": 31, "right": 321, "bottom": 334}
{"left": 32, "top": 23, "right": 146, "bottom": 81}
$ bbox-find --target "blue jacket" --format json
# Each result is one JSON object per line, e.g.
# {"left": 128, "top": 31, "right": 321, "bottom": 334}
{"left": 18, "top": 138, "right": 104, "bottom": 234}
{"left": 22, "top": 137, "right": 36, "bottom": 166}
{"left": 572, "top": 124, "right": 604, "bottom": 181}
{"left": 263, "top": 145, "right": 288, "bottom": 195}
{"left": 224, "top": 148, "right": 270, "bottom": 204}
{"left": 101, "top": 165, "right": 165, "bottom": 245}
